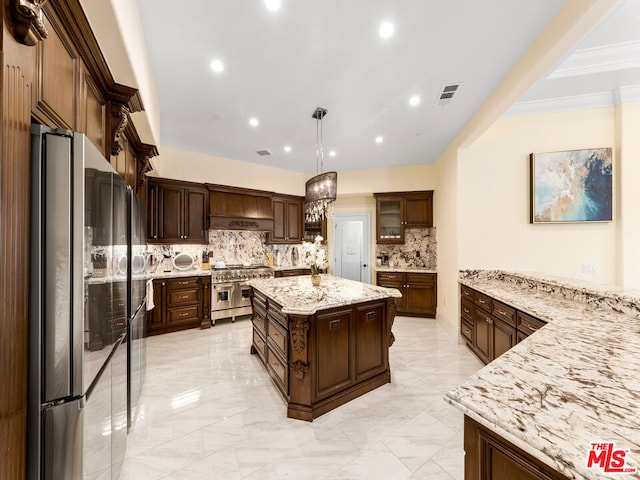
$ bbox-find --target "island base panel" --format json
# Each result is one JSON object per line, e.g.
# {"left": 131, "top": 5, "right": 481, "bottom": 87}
{"left": 287, "top": 370, "right": 391, "bottom": 422}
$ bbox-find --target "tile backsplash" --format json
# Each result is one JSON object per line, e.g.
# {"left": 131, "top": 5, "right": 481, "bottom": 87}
{"left": 145, "top": 230, "right": 321, "bottom": 272}
{"left": 375, "top": 228, "right": 436, "bottom": 270}
{"left": 145, "top": 227, "right": 436, "bottom": 273}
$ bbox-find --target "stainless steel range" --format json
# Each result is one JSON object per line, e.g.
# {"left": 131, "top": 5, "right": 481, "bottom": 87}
{"left": 211, "top": 265, "right": 274, "bottom": 325}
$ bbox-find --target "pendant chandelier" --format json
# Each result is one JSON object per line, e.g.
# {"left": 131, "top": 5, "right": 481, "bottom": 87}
{"left": 305, "top": 107, "right": 337, "bottom": 223}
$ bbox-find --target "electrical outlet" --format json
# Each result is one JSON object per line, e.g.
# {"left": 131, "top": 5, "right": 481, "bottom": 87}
{"left": 416, "top": 251, "right": 420, "bottom": 257}
{"left": 582, "top": 264, "right": 598, "bottom": 274}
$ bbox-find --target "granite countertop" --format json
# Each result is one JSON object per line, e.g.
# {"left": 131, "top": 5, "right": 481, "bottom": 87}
{"left": 446, "top": 272, "right": 640, "bottom": 480}
{"left": 272, "top": 265, "right": 309, "bottom": 271}
{"left": 376, "top": 266, "right": 437, "bottom": 273}
{"left": 149, "top": 268, "right": 212, "bottom": 279}
{"left": 246, "top": 274, "right": 402, "bottom": 315}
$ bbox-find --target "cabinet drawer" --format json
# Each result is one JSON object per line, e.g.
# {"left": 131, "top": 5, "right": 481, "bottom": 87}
{"left": 406, "top": 273, "right": 435, "bottom": 285}
{"left": 474, "top": 291, "right": 492, "bottom": 311}
{"left": 517, "top": 311, "right": 546, "bottom": 337}
{"left": 268, "top": 303, "right": 288, "bottom": 329}
{"left": 268, "top": 318, "right": 288, "bottom": 357}
{"left": 252, "top": 290, "right": 267, "bottom": 312}
{"left": 267, "top": 347, "right": 288, "bottom": 393}
{"left": 252, "top": 328, "right": 267, "bottom": 363}
{"left": 167, "top": 288, "right": 199, "bottom": 306}
{"left": 167, "top": 305, "right": 199, "bottom": 324}
{"left": 461, "top": 318, "right": 473, "bottom": 343}
{"left": 167, "top": 277, "right": 199, "bottom": 289}
{"left": 253, "top": 311, "right": 267, "bottom": 336}
{"left": 492, "top": 300, "right": 516, "bottom": 327}
{"left": 461, "top": 285, "right": 474, "bottom": 301}
{"left": 377, "top": 272, "right": 405, "bottom": 282}
{"left": 461, "top": 298, "right": 474, "bottom": 321}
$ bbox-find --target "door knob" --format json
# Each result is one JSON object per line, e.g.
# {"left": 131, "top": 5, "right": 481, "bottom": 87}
{"left": 363, "top": 264, "right": 368, "bottom": 268}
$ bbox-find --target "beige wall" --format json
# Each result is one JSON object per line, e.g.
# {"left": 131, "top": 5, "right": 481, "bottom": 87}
{"left": 458, "top": 107, "right": 618, "bottom": 284}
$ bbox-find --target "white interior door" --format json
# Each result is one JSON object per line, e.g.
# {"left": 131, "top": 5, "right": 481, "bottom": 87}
{"left": 333, "top": 213, "right": 371, "bottom": 283}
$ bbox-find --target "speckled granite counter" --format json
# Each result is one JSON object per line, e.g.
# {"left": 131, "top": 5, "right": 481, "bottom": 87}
{"left": 446, "top": 270, "right": 640, "bottom": 479}
{"left": 149, "top": 268, "right": 211, "bottom": 279}
{"left": 375, "top": 266, "right": 437, "bottom": 273}
{"left": 247, "top": 274, "right": 402, "bottom": 315}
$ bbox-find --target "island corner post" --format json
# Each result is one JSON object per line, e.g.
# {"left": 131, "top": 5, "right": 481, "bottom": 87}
{"left": 248, "top": 277, "right": 399, "bottom": 421}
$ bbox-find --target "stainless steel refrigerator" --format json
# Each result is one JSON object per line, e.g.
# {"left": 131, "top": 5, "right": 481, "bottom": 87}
{"left": 28, "top": 125, "right": 132, "bottom": 480}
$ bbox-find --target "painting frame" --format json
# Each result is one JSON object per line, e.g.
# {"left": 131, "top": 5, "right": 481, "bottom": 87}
{"left": 529, "top": 147, "right": 613, "bottom": 224}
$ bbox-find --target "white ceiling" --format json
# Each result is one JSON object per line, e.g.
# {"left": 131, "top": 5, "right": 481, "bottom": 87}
{"left": 136, "top": 0, "right": 637, "bottom": 174}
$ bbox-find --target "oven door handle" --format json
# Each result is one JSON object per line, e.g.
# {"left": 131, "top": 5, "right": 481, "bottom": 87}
{"left": 214, "top": 283, "right": 234, "bottom": 290}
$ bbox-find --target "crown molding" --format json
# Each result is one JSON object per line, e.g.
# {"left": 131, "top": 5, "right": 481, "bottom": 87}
{"left": 548, "top": 40, "right": 640, "bottom": 79}
{"left": 503, "top": 85, "right": 640, "bottom": 118}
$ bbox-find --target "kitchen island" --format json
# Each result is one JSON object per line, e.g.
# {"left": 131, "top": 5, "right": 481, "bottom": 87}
{"left": 447, "top": 270, "right": 640, "bottom": 480}
{"left": 247, "top": 274, "right": 402, "bottom": 421}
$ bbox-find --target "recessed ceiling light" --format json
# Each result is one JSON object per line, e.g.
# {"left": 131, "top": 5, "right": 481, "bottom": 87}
{"left": 409, "top": 95, "right": 421, "bottom": 106}
{"left": 375, "top": 136, "right": 384, "bottom": 144}
{"left": 284, "top": 145, "right": 291, "bottom": 153}
{"left": 210, "top": 59, "right": 224, "bottom": 73}
{"left": 265, "top": 0, "right": 281, "bottom": 12}
{"left": 379, "top": 21, "right": 394, "bottom": 39}
{"left": 249, "top": 117, "right": 259, "bottom": 127}
{"left": 329, "top": 150, "right": 336, "bottom": 157}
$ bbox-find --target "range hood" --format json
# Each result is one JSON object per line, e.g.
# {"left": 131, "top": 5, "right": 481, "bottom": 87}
{"left": 208, "top": 184, "right": 274, "bottom": 231}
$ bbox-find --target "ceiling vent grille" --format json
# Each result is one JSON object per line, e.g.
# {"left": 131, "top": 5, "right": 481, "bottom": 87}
{"left": 436, "top": 83, "right": 461, "bottom": 106}
{"left": 256, "top": 149, "right": 272, "bottom": 156}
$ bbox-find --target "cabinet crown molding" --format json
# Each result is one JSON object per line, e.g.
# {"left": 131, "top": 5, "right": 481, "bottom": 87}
{"left": 10, "top": 0, "right": 49, "bottom": 45}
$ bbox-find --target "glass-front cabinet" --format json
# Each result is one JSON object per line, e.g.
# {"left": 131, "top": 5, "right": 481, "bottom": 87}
{"left": 376, "top": 197, "right": 403, "bottom": 243}
{"left": 374, "top": 191, "right": 433, "bottom": 244}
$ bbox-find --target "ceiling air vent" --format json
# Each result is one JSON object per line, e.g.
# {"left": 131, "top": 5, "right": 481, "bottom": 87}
{"left": 256, "top": 149, "right": 272, "bottom": 156}
{"left": 436, "top": 83, "right": 461, "bottom": 106}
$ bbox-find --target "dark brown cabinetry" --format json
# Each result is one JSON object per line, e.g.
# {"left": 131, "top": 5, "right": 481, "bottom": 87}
{"left": 374, "top": 191, "right": 433, "bottom": 244}
{"left": 377, "top": 272, "right": 436, "bottom": 317}
{"left": 208, "top": 184, "right": 274, "bottom": 231}
{"left": 147, "top": 275, "right": 211, "bottom": 336}
{"left": 147, "top": 178, "right": 208, "bottom": 243}
{"left": 274, "top": 268, "right": 313, "bottom": 278}
{"left": 267, "top": 195, "right": 304, "bottom": 244}
{"left": 460, "top": 285, "right": 545, "bottom": 364}
{"left": 250, "top": 289, "right": 395, "bottom": 421}
{"left": 464, "top": 416, "right": 570, "bottom": 480}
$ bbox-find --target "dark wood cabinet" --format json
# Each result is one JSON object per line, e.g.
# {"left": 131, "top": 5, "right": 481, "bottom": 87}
{"left": 460, "top": 285, "right": 545, "bottom": 364}
{"left": 250, "top": 287, "right": 394, "bottom": 421}
{"left": 147, "top": 275, "right": 211, "bottom": 336}
{"left": 147, "top": 178, "right": 208, "bottom": 243}
{"left": 374, "top": 191, "right": 433, "bottom": 244}
{"left": 208, "top": 184, "right": 274, "bottom": 231}
{"left": 267, "top": 195, "right": 304, "bottom": 244}
{"left": 464, "top": 416, "right": 570, "bottom": 480}
{"left": 376, "top": 271, "right": 436, "bottom": 317}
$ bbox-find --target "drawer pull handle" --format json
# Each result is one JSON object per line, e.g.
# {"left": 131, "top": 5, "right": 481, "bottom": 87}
{"left": 486, "top": 318, "right": 493, "bottom": 324}
{"left": 180, "top": 295, "right": 189, "bottom": 300}
{"left": 366, "top": 311, "right": 376, "bottom": 321}
{"left": 179, "top": 312, "right": 189, "bottom": 317}
{"left": 464, "top": 308, "right": 470, "bottom": 314}
{"left": 525, "top": 323, "right": 538, "bottom": 331}
{"left": 479, "top": 299, "right": 485, "bottom": 304}
{"left": 498, "top": 309, "right": 507, "bottom": 316}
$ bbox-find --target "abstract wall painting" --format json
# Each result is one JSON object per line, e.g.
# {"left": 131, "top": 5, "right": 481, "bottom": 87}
{"left": 530, "top": 148, "right": 613, "bottom": 223}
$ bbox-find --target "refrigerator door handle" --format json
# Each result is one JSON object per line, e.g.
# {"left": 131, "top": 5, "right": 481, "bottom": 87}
{"left": 72, "top": 134, "right": 86, "bottom": 397}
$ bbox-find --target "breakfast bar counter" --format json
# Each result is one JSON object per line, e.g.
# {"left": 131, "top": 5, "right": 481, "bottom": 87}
{"left": 446, "top": 270, "right": 640, "bottom": 480}
{"left": 247, "top": 274, "right": 401, "bottom": 421}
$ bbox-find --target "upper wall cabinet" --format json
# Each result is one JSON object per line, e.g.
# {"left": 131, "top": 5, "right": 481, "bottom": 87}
{"left": 148, "top": 177, "right": 209, "bottom": 243}
{"left": 373, "top": 191, "right": 433, "bottom": 244}
{"left": 267, "top": 195, "right": 304, "bottom": 244}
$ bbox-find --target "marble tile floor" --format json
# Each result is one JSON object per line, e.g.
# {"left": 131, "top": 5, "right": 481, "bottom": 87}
{"left": 120, "top": 316, "right": 484, "bottom": 480}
